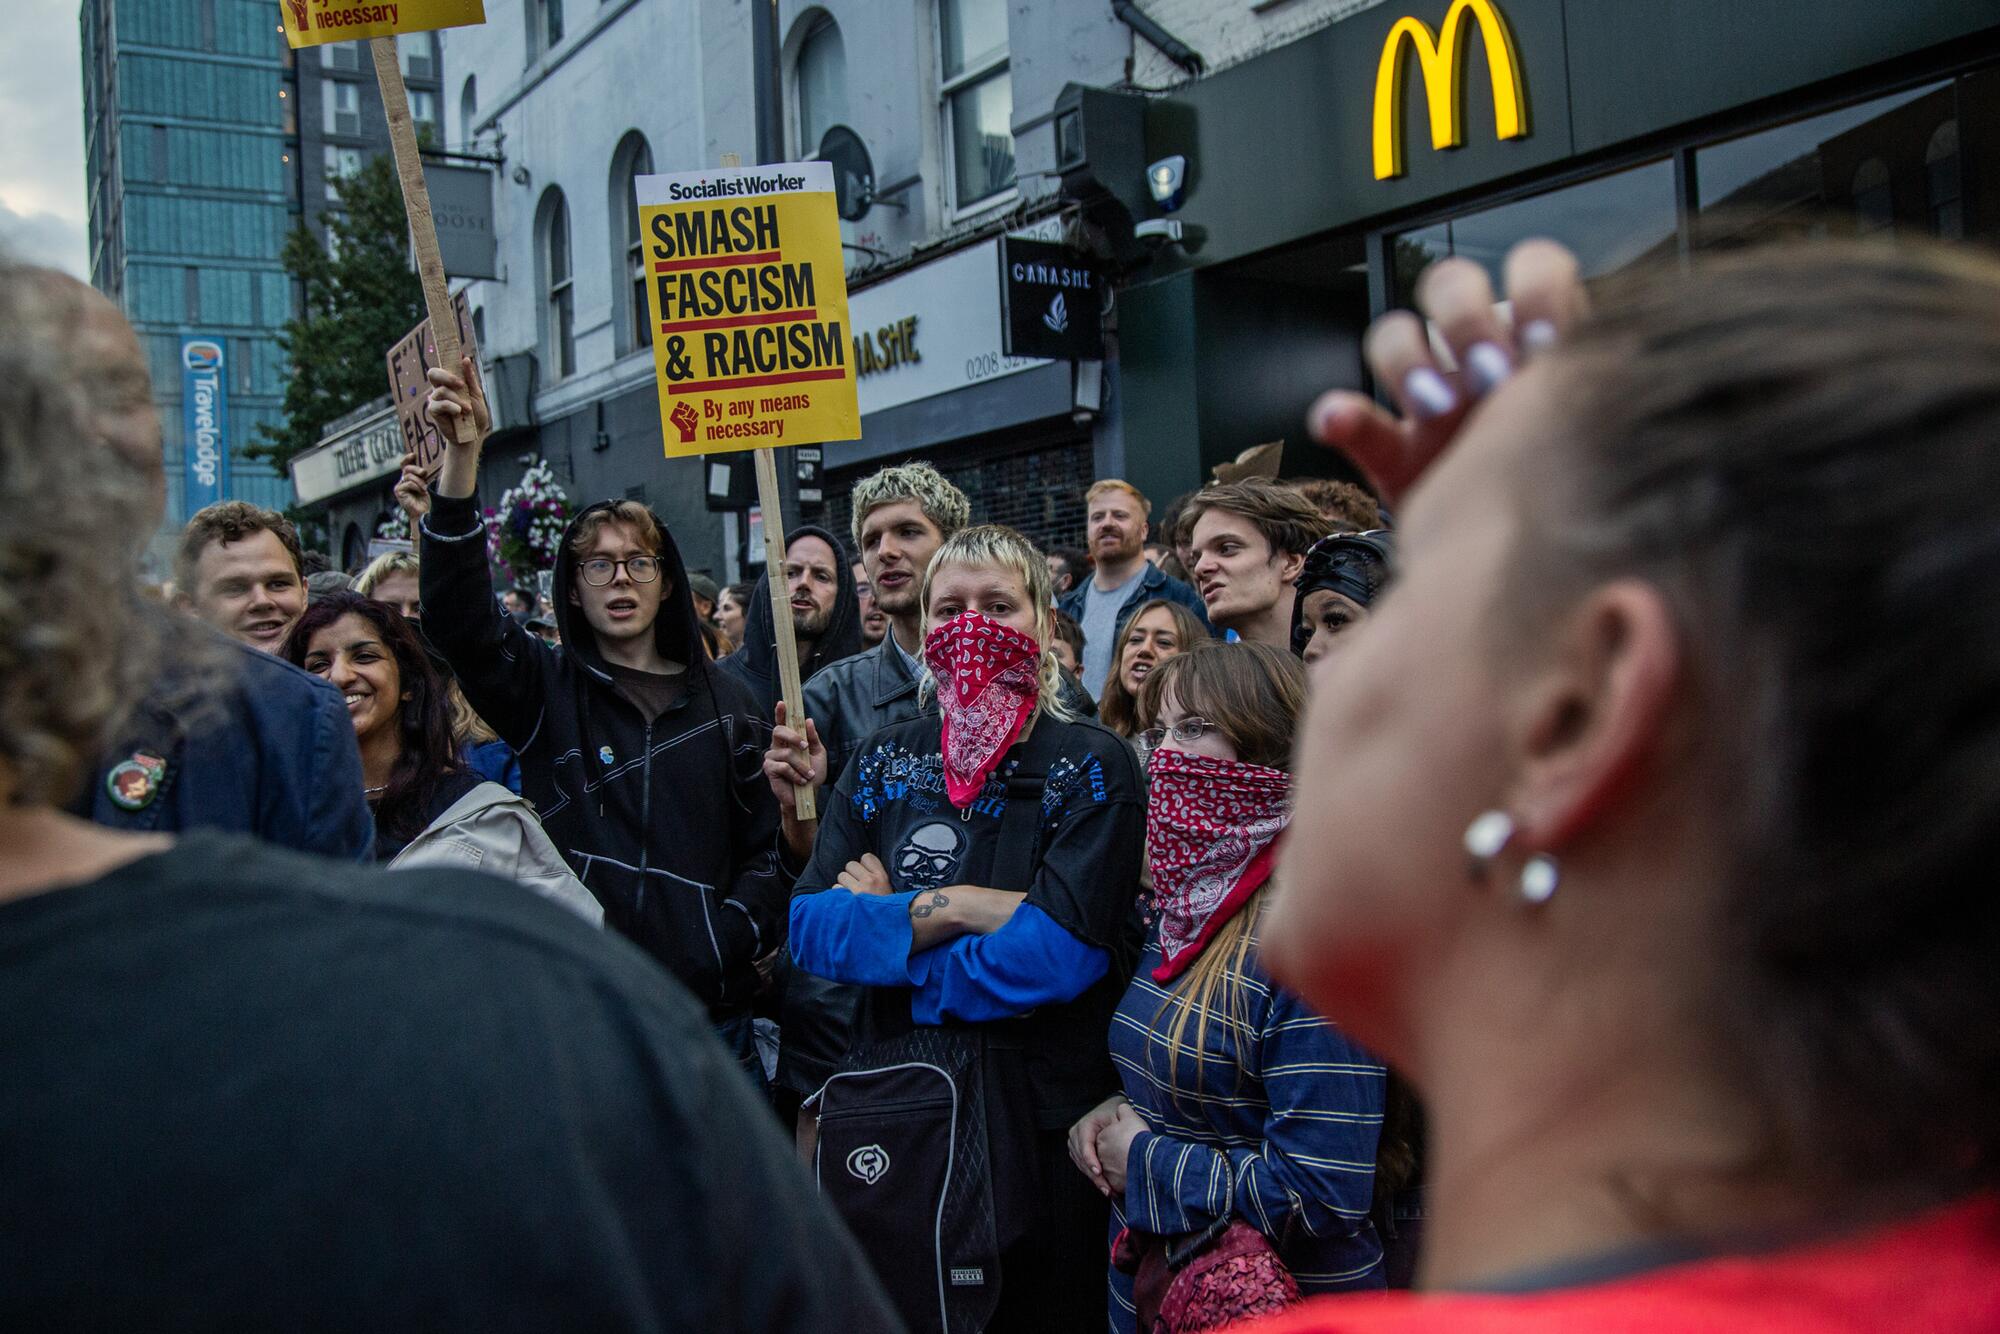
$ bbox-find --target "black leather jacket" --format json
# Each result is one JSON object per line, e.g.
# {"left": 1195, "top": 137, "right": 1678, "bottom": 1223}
{"left": 802, "top": 637, "right": 925, "bottom": 791}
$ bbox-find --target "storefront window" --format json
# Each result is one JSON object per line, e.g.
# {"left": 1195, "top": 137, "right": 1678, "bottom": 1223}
{"left": 1926, "top": 122, "right": 1963, "bottom": 240}
{"left": 939, "top": 0, "right": 1013, "bottom": 209}
{"left": 1695, "top": 82, "right": 1954, "bottom": 246}
{"left": 1391, "top": 159, "right": 1677, "bottom": 306}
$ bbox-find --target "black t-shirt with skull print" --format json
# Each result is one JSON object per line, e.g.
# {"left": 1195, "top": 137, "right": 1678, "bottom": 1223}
{"left": 795, "top": 710, "right": 1145, "bottom": 1125}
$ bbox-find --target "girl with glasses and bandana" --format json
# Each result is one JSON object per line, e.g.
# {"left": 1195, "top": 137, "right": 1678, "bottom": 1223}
{"left": 1071, "top": 642, "right": 1389, "bottom": 1330}
{"left": 789, "top": 524, "right": 1146, "bottom": 1333}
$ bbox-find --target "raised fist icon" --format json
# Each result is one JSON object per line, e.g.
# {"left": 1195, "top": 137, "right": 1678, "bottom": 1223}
{"left": 670, "top": 401, "right": 700, "bottom": 445}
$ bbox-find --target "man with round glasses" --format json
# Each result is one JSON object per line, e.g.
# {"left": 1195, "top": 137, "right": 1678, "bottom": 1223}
{"left": 408, "top": 361, "right": 785, "bottom": 1081}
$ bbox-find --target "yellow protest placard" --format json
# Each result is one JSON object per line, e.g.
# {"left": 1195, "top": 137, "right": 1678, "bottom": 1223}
{"left": 279, "top": 0, "right": 485, "bottom": 47}
{"left": 635, "top": 162, "right": 861, "bottom": 458}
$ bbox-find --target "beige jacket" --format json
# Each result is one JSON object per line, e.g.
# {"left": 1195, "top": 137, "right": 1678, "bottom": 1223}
{"left": 388, "top": 782, "right": 603, "bottom": 927}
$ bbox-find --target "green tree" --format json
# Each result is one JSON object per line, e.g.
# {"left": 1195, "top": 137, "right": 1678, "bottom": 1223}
{"left": 252, "top": 154, "right": 426, "bottom": 469}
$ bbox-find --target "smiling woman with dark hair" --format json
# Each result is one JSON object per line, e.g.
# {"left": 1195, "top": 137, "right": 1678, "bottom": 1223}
{"left": 1254, "top": 239, "right": 2000, "bottom": 1330}
{"left": 283, "top": 591, "right": 598, "bottom": 921}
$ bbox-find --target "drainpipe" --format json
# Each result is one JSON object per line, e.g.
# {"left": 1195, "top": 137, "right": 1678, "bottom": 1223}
{"left": 1111, "top": 0, "right": 1206, "bottom": 78}
{"left": 751, "top": 0, "right": 785, "bottom": 163}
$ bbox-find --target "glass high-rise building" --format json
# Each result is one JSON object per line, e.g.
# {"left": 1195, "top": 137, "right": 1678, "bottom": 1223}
{"left": 80, "top": 0, "right": 440, "bottom": 550}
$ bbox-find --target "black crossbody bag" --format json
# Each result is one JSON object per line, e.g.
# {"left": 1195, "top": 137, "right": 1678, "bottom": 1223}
{"left": 810, "top": 732, "right": 1054, "bottom": 1334}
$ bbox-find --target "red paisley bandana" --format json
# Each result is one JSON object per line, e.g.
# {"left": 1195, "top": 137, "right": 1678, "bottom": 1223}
{"left": 1146, "top": 747, "right": 1292, "bottom": 983}
{"left": 924, "top": 611, "right": 1042, "bottom": 809}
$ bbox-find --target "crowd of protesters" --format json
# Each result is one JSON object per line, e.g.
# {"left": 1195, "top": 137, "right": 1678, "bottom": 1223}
{"left": 4, "top": 229, "right": 1999, "bottom": 1333}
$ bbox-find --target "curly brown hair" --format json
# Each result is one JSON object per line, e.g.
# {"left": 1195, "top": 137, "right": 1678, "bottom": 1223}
{"left": 175, "top": 500, "right": 305, "bottom": 592}
{"left": 0, "top": 265, "right": 218, "bottom": 804}
{"left": 1287, "top": 477, "right": 1382, "bottom": 533}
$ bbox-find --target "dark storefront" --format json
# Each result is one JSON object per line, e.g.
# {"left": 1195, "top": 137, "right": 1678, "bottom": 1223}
{"left": 820, "top": 230, "right": 1111, "bottom": 555}
{"left": 1094, "top": 0, "right": 2000, "bottom": 501}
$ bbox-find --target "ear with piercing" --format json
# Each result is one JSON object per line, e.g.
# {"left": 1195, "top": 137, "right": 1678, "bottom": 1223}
{"left": 1462, "top": 809, "right": 1560, "bottom": 906}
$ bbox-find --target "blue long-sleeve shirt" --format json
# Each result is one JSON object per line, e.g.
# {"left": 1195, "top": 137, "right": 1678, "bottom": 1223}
{"left": 789, "top": 889, "right": 1109, "bottom": 1023}
{"left": 1107, "top": 932, "right": 1387, "bottom": 1328}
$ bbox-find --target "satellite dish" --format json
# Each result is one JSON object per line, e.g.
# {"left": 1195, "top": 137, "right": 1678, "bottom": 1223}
{"left": 816, "top": 125, "right": 875, "bottom": 222}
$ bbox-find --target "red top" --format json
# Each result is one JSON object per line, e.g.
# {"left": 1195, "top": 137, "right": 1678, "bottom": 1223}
{"left": 1249, "top": 1195, "right": 2000, "bottom": 1333}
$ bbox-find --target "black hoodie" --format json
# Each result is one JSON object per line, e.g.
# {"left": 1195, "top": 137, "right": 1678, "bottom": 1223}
{"left": 419, "top": 491, "right": 783, "bottom": 1013}
{"left": 719, "top": 523, "right": 866, "bottom": 720}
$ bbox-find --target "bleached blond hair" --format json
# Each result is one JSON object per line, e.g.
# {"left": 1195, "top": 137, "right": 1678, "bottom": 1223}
{"left": 918, "top": 524, "right": 1074, "bottom": 722}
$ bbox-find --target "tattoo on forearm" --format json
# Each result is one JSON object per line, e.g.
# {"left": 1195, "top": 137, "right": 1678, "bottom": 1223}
{"left": 911, "top": 891, "right": 950, "bottom": 919}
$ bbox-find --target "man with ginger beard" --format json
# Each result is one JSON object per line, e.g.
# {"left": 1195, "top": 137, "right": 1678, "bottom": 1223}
{"left": 1057, "top": 478, "right": 1210, "bottom": 700}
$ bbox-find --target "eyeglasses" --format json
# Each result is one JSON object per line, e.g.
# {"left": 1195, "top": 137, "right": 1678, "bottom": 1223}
{"left": 579, "top": 557, "right": 660, "bottom": 587}
{"left": 1137, "top": 717, "right": 1218, "bottom": 753}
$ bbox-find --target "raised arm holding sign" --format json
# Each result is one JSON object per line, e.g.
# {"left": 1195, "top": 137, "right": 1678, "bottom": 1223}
{"left": 635, "top": 161, "right": 862, "bottom": 822}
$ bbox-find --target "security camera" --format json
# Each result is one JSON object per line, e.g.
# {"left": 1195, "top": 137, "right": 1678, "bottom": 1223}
{"left": 1134, "top": 219, "right": 1205, "bottom": 253}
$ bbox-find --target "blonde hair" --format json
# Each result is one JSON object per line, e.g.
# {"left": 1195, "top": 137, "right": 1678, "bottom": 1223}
{"left": 1139, "top": 643, "right": 1307, "bottom": 1101}
{"left": 918, "top": 524, "right": 1073, "bottom": 722}
{"left": 1160, "top": 894, "right": 1267, "bottom": 1104}
{"left": 1086, "top": 478, "right": 1150, "bottom": 516}
{"left": 354, "top": 550, "right": 419, "bottom": 595}
{"left": 850, "top": 460, "right": 971, "bottom": 551}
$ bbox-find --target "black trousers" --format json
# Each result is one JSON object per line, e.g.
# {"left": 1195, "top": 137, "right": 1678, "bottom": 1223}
{"left": 988, "top": 1129, "right": 1111, "bottom": 1334}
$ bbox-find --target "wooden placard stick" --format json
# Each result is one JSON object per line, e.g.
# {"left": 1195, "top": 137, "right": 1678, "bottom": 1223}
{"left": 752, "top": 446, "right": 816, "bottom": 821}
{"left": 369, "top": 35, "right": 473, "bottom": 470}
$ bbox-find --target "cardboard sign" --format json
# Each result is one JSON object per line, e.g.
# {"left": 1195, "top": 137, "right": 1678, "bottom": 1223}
{"left": 635, "top": 162, "right": 861, "bottom": 458}
{"left": 279, "top": 0, "right": 485, "bottom": 47}
{"left": 386, "top": 291, "right": 477, "bottom": 472}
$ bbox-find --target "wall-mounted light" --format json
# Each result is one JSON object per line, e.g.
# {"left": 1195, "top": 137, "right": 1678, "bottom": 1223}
{"left": 1146, "top": 155, "right": 1188, "bottom": 212}
{"left": 511, "top": 165, "right": 532, "bottom": 187}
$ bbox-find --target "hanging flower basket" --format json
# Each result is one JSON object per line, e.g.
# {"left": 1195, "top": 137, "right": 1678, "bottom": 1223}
{"left": 484, "top": 458, "right": 570, "bottom": 585}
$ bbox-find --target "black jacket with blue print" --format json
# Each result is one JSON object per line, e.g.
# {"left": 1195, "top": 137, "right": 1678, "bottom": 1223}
{"left": 421, "top": 492, "right": 783, "bottom": 1014}
{"left": 797, "top": 710, "right": 1146, "bottom": 1125}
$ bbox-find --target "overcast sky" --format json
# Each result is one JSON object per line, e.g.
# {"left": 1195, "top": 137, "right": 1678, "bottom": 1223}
{"left": 0, "top": 0, "right": 90, "bottom": 277}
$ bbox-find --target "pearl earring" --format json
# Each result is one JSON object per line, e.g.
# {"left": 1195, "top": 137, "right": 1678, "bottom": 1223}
{"left": 1462, "top": 809, "right": 1514, "bottom": 878}
{"left": 1519, "top": 855, "right": 1560, "bottom": 905}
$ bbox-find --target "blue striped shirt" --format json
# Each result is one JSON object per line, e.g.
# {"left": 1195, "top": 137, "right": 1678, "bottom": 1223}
{"left": 1107, "top": 932, "right": 1387, "bottom": 1329}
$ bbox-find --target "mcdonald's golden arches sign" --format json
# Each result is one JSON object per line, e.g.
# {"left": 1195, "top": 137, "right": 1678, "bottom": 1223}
{"left": 1373, "top": 0, "right": 1529, "bottom": 180}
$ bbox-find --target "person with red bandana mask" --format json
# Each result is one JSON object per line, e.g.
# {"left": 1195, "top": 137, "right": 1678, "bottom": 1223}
{"left": 789, "top": 523, "right": 1145, "bottom": 1334}
{"left": 1068, "top": 642, "right": 1388, "bottom": 1331}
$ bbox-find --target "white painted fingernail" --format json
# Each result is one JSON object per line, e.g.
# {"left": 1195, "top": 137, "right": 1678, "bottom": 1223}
{"left": 1403, "top": 366, "right": 1458, "bottom": 419}
{"left": 1521, "top": 320, "right": 1559, "bottom": 354}
{"left": 1465, "top": 341, "right": 1512, "bottom": 395}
